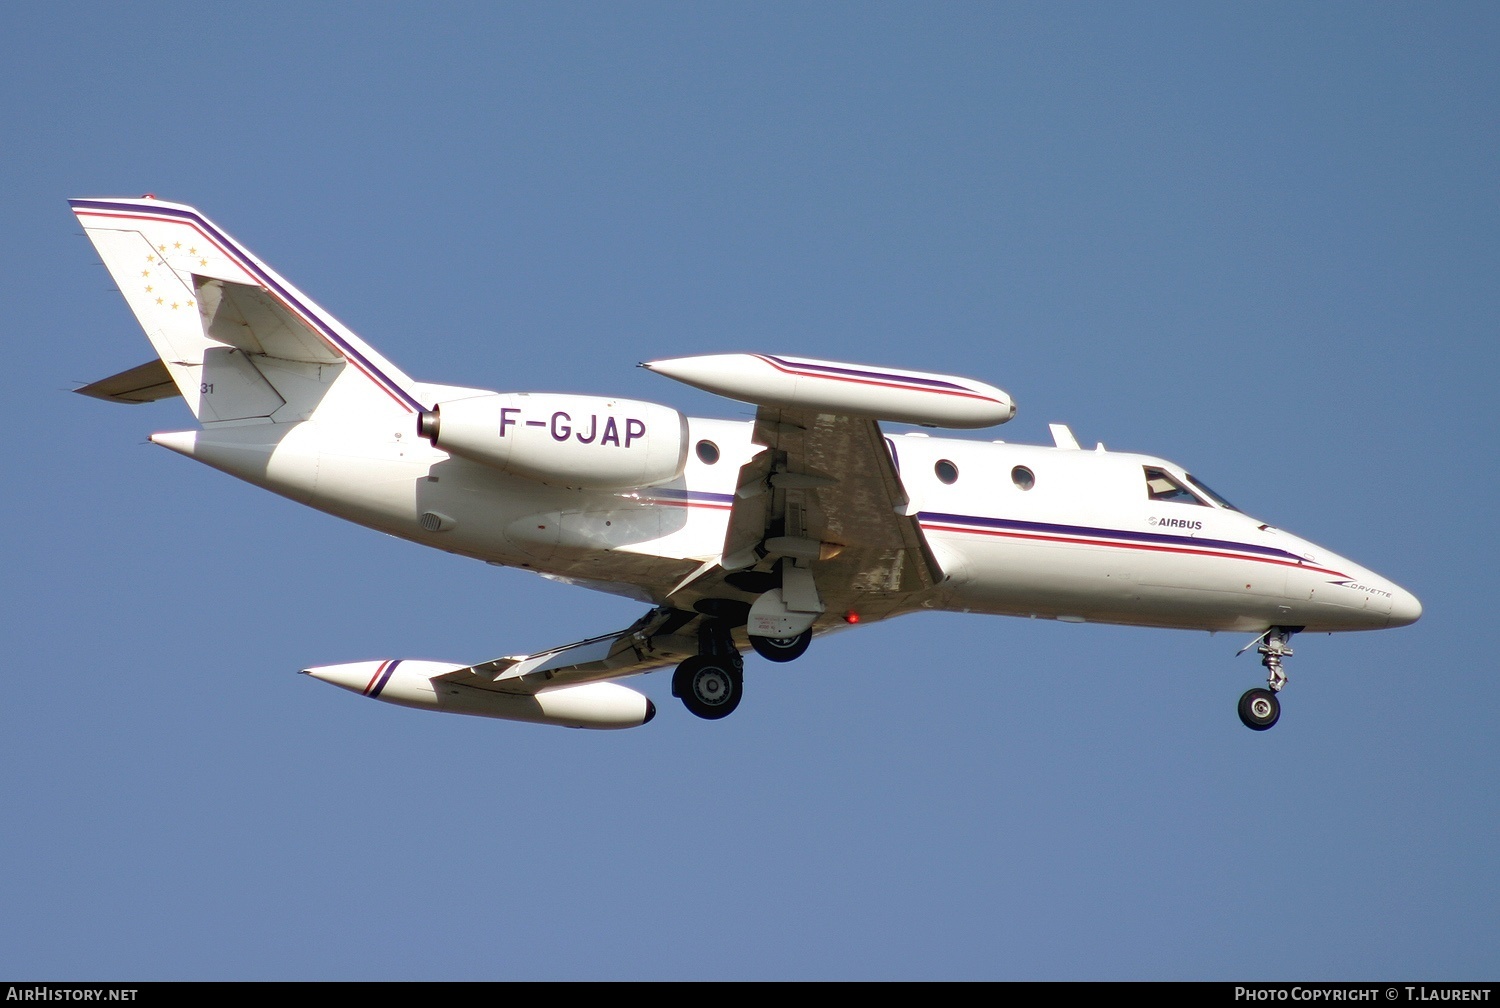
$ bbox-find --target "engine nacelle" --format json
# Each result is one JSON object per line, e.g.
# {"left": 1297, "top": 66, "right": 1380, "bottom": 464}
{"left": 419, "top": 392, "right": 688, "bottom": 489}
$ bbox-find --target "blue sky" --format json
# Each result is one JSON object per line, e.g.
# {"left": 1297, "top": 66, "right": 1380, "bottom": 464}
{"left": 2, "top": 2, "right": 1495, "bottom": 980}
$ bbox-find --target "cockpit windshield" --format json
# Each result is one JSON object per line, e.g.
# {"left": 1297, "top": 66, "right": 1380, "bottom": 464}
{"left": 1146, "top": 468, "right": 1242, "bottom": 513}
{"left": 1186, "top": 474, "right": 1240, "bottom": 512}
{"left": 1143, "top": 467, "right": 1242, "bottom": 511}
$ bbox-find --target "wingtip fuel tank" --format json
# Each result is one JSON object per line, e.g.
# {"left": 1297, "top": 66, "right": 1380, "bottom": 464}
{"left": 642, "top": 353, "right": 1015, "bottom": 428}
{"left": 301, "top": 660, "right": 657, "bottom": 729}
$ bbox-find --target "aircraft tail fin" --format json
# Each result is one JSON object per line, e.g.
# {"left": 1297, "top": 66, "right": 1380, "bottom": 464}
{"left": 71, "top": 196, "right": 425, "bottom": 426}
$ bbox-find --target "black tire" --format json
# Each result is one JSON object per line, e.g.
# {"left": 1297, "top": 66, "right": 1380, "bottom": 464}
{"left": 1238, "top": 687, "right": 1281, "bottom": 731}
{"left": 749, "top": 628, "right": 812, "bottom": 663}
{"left": 672, "top": 656, "right": 743, "bottom": 720}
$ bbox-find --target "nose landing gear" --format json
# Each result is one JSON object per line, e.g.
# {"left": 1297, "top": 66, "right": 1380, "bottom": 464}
{"left": 1237, "top": 687, "right": 1280, "bottom": 730}
{"left": 1237, "top": 627, "right": 1298, "bottom": 731}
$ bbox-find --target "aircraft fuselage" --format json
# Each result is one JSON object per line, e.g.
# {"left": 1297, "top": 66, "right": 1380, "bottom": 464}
{"left": 153, "top": 411, "right": 1420, "bottom": 638}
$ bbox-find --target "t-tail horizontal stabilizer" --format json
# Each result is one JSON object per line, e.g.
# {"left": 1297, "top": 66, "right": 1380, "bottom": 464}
{"left": 75, "top": 359, "right": 179, "bottom": 404}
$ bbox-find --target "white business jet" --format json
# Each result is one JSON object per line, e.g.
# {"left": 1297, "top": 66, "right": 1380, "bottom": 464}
{"left": 72, "top": 196, "right": 1420, "bottom": 732}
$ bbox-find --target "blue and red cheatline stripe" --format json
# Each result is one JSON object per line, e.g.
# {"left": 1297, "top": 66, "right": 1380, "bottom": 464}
{"left": 363, "top": 660, "right": 401, "bottom": 698}
{"left": 645, "top": 488, "right": 735, "bottom": 510}
{"left": 918, "top": 511, "right": 1350, "bottom": 577}
{"left": 754, "top": 354, "right": 1003, "bottom": 405}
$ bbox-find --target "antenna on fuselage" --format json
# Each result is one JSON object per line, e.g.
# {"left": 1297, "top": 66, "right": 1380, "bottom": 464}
{"left": 1049, "top": 424, "right": 1080, "bottom": 450}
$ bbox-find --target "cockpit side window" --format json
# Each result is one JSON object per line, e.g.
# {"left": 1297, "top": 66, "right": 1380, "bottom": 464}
{"left": 1144, "top": 466, "right": 1206, "bottom": 505}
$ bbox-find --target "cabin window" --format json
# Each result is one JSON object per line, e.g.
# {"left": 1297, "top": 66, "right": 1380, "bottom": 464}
{"left": 696, "top": 440, "right": 720, "bottom": 465}
{"left": 935, "top": 459, "right": 959, "bottom": 484}
{"left": 1144, "top": 466, "right": 1206, "bottom": 505}
{"left": 1011, "top": 466, "right": 1035, "bottom": 490}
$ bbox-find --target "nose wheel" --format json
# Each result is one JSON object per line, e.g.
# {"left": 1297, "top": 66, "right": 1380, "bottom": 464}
{"left": 1238, "top": 687, "right": 1281, "bottom": 730}
{"left": 1236, "top": 626, "right": 1298, "bottom": 731}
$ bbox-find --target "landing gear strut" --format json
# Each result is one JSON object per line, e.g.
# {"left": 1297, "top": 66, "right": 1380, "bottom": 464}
{"left": 672, "top": 617, "right": 744, "bottom": 720}
{"left": 1237, "top": 626, "right": 1298, "bottom": 731}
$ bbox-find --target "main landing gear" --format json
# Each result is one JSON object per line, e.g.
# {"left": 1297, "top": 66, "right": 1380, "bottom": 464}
{"left": 672, "top": 654, "right": 743, "bottom": 719}
{"left": 1237, "top": 626, "right": 1298, "bottom": 731}
{"left": 670, "top": 614, "right": 815, "bottom": 720}
{"left": 671, "top": 614, "right": 746, "bottom": 720}
{"left": 749, "top": 628, "right": 812, "bottom": 663}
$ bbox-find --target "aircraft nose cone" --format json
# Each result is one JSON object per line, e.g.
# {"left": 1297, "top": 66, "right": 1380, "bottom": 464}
{"left": 1387, "top": 585, "right": 1423, "bottom": 627}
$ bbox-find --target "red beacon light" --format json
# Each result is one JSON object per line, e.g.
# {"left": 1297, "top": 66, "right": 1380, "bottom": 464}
{"left": 844, "top": 611, "right": 860, "bottom": 624}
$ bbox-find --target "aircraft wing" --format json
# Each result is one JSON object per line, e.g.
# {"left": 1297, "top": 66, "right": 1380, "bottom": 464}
{"left": 431, "top": 607, "right": 700, "bottom": 694}
{"left": 638, "top": 352, "right": 1018, "bottom": 634}
{"left": 719, "top": 404, "right": 942, "bottom": 609}
{"left": 430, "top": 404, "right": 945, "bottom": 695}
{"left": 409, "top": 354, "right": 1008, "bottom": 695}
